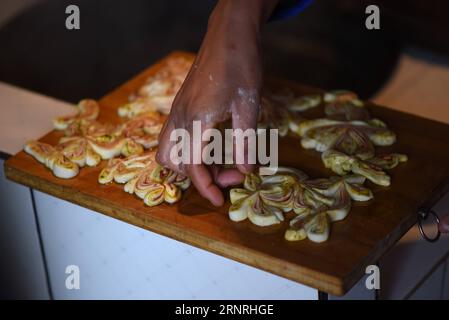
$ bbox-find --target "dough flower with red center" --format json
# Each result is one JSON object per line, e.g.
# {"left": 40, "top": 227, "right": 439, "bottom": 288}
{"left": 98, "top": 153, "right": 153, "bottom": 184}
{"left": 229, "top": 167, "right": 313, "bottom": 227}
{"left": 124, "top": 163, "right": 190, "bottom": 207}
{"left": 322, "top": 149, "right": 407, "bottom": 186}
{"left": 297, "top": 119, "right": 396, "bottom": 160}
{"left": 24, "top": 141, "right": 79, "bottom": 179}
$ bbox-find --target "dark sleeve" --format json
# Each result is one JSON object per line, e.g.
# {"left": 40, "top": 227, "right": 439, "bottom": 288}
{"left": 269, "top": 0, "right": 313, "bottom": 21}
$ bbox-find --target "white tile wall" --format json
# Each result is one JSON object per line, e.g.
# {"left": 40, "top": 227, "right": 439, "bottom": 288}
{"left": 0, "top": 159, "right": 49, "bottom": 299}
{"left": 443, "top": 260, "right": 449, "bottom": 300}
{"left": 33, "top": 191, "right": 318, "bottom": 300}
{"left": 32, "top": 187, "right": 449, "bottom": 300}
{"left": 408, "top": 264, "right": 445, "bottom": 300}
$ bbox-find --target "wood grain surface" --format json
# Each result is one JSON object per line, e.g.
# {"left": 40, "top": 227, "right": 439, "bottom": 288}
{"left": 5, "top": 51, "right": 449, "bottom": 296}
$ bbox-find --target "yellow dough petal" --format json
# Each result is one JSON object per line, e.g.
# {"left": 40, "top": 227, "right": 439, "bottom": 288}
{"left": 173, "top": 174, "right": 191, "bottom": 190}
{"left": 24, "top": 141, "right": 54, "bottom": 164}
{"left": 121, "top": 138, "right": 144, "bottom": 157}
{"left": 163, "top": 183, "right": 181, "bottom": 204}
{"left": 247, "top": 197, "right": 283, "bottom": 226}
{"left": 288, "top": 94, "right": 321, "bottom": 112}
{"left": 57, "top": 137, "right": 88, "bottom": 167}
{"left": 47, "top": 153, "right": 79, "bottom": 179}
{"left": 124, "top": 177, "right": 138, "bottom": 194}
{"left": 243, "top": 173, "right": 262, "bottom": 191}
{"left": 285, "top": 229, "right": 307, "bottom": 241}
{"left": 304, "top": 212, "right": 330, "bottom": 243}
{"left": 53, "top": 99, "right": 99, "bottom": 130}
{"left": 98, "top": 158, "right": 123, "bottom": 184}
{"left": 229, "top": 188, "right": 251, "bottom": 204}
{"left": 24, "top": 141, "right": 79, "bottom": 179}
{"left": 229, "top": 198, "right": 250, "bottom": 222}
{"left": 134, "top": 170, "right": 158, "bottom": 199}
{"left": 143, "top": 183, "right": 165, "bottom": 206}
{"left": 87, "top": 134, "right": 125, "bottom": 160}
{"left": 86, "top": 146, "right": 101, "bottom": 167}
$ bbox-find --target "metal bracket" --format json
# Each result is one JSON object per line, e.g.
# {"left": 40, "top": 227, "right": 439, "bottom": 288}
{"left": 417, "top": 208, "right": 441, "bottom": 243}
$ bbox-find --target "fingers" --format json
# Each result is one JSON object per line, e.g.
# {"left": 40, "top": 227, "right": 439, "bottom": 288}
{"left": 157, "top": 115, "right": 227, "bottom": 206}
{"left": 187, "top": 164, "right": 224, "bottom": 207}
{"left": 156, "top": 118, "right": 185, "bottom": 174}
{"left": 211, "top": 165, "right": 245, "bottom": 188}
{"left": 231, "top": 91, "right": 259, "bottom": 174}
{"left": 157, "top": 90, "right": 259, "bottom": 207}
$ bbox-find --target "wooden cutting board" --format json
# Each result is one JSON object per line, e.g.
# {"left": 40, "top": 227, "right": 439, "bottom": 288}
{"left": 5, "top": 51, "right": 449, "bottom": 296}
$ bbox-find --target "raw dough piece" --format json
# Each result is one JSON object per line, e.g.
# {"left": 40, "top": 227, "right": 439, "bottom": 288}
{"left": 53, "top": 99, "right": 100, "bottom": 130}
{"left": 118, "top": 98, "right": 159, "bottom": 119}
{"left": 323, "top": 90, "right": 369, "bottom": 121}
{"left": 24, "top": 141, "right": 79, "bottom": 179}
{"left": 124, "top": 163, "right": 190, "bottom": 206}
{"left": 98, "top": 153, "right": 153, "bottom": 184}
{"left": 58, "top": 136, "right": 101, "bottom": 167}
{"left": 297, "top": 119, "right": 396, "bottom": 160}
{"left": 258, "top": 97, "right": 290, "bottom": 137}
{"left": 117, "top": 113, "right": 163, "bottom": 149}
{"left": 122, "top": 57, "right": 192, "bottom": 116}
{"left": 86, "top": 133, "right": 127, "bottom": 160}
{"left": 229, "top": 172, "right": 297, "bottom": 226}
{"left": 228, "top": 166, "right": 375, "bottom": 243}
{"left": 267, "top": 87, "right": 321, "bottom": 112}
{"left": 64, "top": 119, "right": 117, "bottom": 137}
{"left": 286, "top": 211, "right": 330, "bottom": 243}
{"left": 285, "top": 175, "right": 373, "bottom": 242}
{"left": 287, "top": 94, "right": 322, "bottom": 112}
{"left": 229, "top": 168, "right": 329, "bottom": 227}
{"left": 322, "top": 150, "right": 407, "bottom": 186}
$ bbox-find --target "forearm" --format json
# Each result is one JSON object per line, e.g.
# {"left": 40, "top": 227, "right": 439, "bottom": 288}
{"left": 209, "top": 0, "right": 280, "bottom": 31}
{"left": 206, "top": 0, "right": 279, "bottom": 47}
{"left": 196, "top": 0, "right": 279, "bottom": 89}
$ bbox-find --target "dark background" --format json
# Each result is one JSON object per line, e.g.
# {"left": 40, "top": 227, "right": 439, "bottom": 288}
{"left": 1, "top": 0, "right": 448, "bottom": 103}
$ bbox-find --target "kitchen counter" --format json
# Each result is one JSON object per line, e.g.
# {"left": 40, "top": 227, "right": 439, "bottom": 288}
{"left": 0, "top": 82, "right": 74, "bottom": 157}
{"left": 1, "top": 50, "right": 449, "bottom": 299}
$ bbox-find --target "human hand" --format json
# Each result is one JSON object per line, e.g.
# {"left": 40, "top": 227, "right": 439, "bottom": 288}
{"left": 157, "top": 0, "right": 279, "bottom": 206}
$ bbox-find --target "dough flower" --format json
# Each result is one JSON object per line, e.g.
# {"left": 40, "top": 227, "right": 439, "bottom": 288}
{"left": 58, "top": 136, "right": 101, "bottom": 167}
{"left": 297, "top": 119, "right": 396, "bottom": 160}
{"left": 53, "top": 99, "right": 100, "bottom": 130}
{"left": 285, "top": 175, "right": 373, "bottom": 243}
{"left": 120, "top": 57, "right": 192, "bottom": 116}
{"left": 124, "top": 164, "right": 190, "bottom": 207}
{"left": 24, "top": 141, "right": 79, "bottom": 179}
{"left": 229, "top": 168, "right": 312, "bottom": 227}
{"left": 322, "top": 149, "right": 407, "bottom": 186}
{"left": 117, "top": 113, "right": 163, "bottom": 149}
{"left": 98, "top": 153, "right": 153, "bottom": 184}
{"left": 323, "top": 90, "right": 369, "bottom": 121}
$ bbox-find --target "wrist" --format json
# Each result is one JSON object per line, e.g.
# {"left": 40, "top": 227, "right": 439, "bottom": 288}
{"left": 212, "top": 0, "right": 280, "bottom": 25}
{"left": 205, "top": 2, "right": 263, "bottom": 56}
{"left": 208, "top": 0, "right": 278, "bottom": 33}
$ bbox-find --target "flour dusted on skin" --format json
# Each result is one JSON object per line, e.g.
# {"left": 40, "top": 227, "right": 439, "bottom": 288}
{"left": 237, "top": 87, "right": 258, "bottom": 107}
